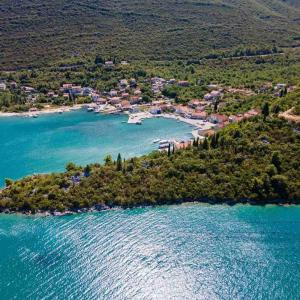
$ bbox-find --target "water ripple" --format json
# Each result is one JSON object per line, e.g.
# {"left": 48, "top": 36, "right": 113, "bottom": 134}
{"left": 1, "top": 204, "right": 300, "bottom": 299}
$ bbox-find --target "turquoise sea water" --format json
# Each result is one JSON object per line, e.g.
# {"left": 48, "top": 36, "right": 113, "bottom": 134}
{"left": 1, "top": 204, "right": 300, "bottom": 299}
{"left": 0, "top": 110, "right": 192, "bottom": 186}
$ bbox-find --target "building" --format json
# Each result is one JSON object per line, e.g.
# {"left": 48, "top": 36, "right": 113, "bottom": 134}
{"left": 243, "top": 109, "right": 260, "bottom": 119}
{"left": 174, "top": 140, "right": 192, "bottom": 150}
{"left": 96, "top": 98, "right": 107, "bottom": 105}
{"left": 70, "top": 86, "right": 82, "bottom": 96}
{"left": 188, "top": 99, "right": 202, "bottom": 108}
{"left": 121, "top": 93, "right": 129, "bottom": 99}
{"left": 160, "top": 104, "right": 175, "bottom": 113}
{"left": 134, "top": 89, "right": 142, "bottom": 96}
{"left": 200, "top": 129, "right": 216, "bottom": 137}
{"left": 149, "top": 107, "right": 162, "bottom": 114}
{"left": 0, "top": 82, "right": 7, "bottom": 90}
{"left": 91, "top": 93, "right": 100, "bottom": 102}
{"left": 47, "top": 91, "right": 55, "bottom": 97}
{"left": 129, "top": 106, "right": 140, "bottom": 113}
{"left": 175, "top": 105, "right": 192, "bottom": 117}
{"left": 120, "top": 79, "right": 128, "bottom": 87}
{"left": 177, "top": 81, "right": 190, "bottom": 87}
{"left": 229, "top": 114, "right": 244, "bottom": 123}
{"left": 274, "top": 83, "right": 286, "bottom": 91}
{"left": 105, "top": 61, "right": 114, "bottom": 66}
{"left": 129, "top": 96, "right": 141, "bottom": 104}
{"left": 207, "top": 84, "right": 219, "bottom": 90}
{"left": 109, "top": 97, "right": 121, "bottom": 105}
{"left": 82, "top": 87, "right": 93, "bottom": 96}
{"left": 208, "top": 114, "right": 228, "bottom": 124}
{"left": 130, "top": 78, "right": 137, "bottom": 87}
{"left": 109, "top": 90, "right": 118, "bottom": 97}
{"left": 191, "top": 111, "right": 207, "bottom": 120}
{"left": 121, "top": 100, "right": 131, "bottom": 111}
{"left": 204, "top": 90, "right": 222, "bottom": 102}
{"left": 23, "top": 86, "right": 35, "bottom": 94}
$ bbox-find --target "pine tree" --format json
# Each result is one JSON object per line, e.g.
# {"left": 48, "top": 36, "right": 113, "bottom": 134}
{"left": 84, "top": 165, "right": 91, "bottom": 177}
{"left": 116, "top": 153, "right": 122, "bottom": 171}
{"left": 271, "top": 151, "right": 281, "bottom": 172}
{"left": 262, "top": 102, "right": 269, "bottom": 121}
{"left": 168, "top": 144, "right": 171, "bottom": 157}
{"left": 203, "top": 137, "right": 209, "bottom": 150}
{"left": 104, "top": 155, "right": 113, "bottom": 166}
{"left": 211, "top": 134, "right": 217, "bottom": 148}
{"left": 122, "top": 159, "right": 126, "bottom": 174}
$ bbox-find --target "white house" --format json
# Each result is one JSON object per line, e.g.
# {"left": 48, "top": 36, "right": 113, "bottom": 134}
{"left": 0, "top": 82, "right": 6, "bottom": 90}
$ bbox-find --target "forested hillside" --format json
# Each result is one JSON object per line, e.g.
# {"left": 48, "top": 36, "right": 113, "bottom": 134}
{"left": 1, "top": 0, "right": 300, "bottom": 69}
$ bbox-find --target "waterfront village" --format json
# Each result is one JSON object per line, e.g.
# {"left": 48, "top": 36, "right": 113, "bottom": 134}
{"left": 0, "top": 61, "right": 292, "bottom": 151}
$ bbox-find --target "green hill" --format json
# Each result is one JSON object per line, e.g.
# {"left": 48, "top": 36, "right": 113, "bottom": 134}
{"left": 1, "top": 0, "right": 300, "bottom": 69}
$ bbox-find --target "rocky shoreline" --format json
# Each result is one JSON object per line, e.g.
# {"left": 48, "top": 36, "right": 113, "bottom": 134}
{"left": 0, "top": 198, "right": 297, "bottom": 217}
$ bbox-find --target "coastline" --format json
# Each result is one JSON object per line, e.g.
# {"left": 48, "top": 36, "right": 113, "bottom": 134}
{"left": 127, "top": 112, "right": 215, "bottom": 138}
{"left": 0, "top": 104, "right": 86, "bottom": 118}
{"left": 0, "top": 198, "right": 297, "bottom": 217}
{"left": 0, "top": 105, "right": 214, "bottom": 139}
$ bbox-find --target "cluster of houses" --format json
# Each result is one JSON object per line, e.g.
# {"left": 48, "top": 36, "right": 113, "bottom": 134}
{"left": 86, "top": 78, "right": 145, "bottom": 112}
{"left": 150, "top": 77, "right": 190, "bottom": 95}
{"left": 0, "top": 74, "right": 291, "bottom": 124}
{"left": 61, "top": 84, "right": 94, "bottom": 98}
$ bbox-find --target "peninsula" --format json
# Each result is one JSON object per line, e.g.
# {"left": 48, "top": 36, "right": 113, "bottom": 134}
{"left": 0, "top": 114, "right": 299, "bottom": 215}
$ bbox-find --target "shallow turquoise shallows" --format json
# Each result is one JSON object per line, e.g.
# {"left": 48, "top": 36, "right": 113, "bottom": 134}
{"left": 0, "top": 110, "right": 192, "bottom": 186}
{"left": 1, "top": 204, "right": 300, "bottom": 299}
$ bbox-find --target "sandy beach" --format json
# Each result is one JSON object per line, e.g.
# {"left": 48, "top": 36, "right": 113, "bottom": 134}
{"left": 0, "top": 104, "right": 86, "bottom": 118}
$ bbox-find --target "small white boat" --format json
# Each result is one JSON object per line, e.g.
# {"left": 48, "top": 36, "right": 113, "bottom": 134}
{"left": 87, "top": 107, "right": 94, "bottom": 112}
{"left": 32, "top": 113, "right": 39, "bottom": 118}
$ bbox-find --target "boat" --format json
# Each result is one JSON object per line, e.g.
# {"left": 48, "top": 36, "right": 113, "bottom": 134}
{"left": 159, "top": 140, "right": 169, "bottom": 144}
{"left": 87, "top": 107, "right": 94, "bottom": 112}
{"left": 136, "top": 121, "right": 142, "bottom": 125}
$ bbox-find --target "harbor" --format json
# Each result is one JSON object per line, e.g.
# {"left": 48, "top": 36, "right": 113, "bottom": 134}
{"left": 127, "top": 111, "right": 216, "bottom": 140}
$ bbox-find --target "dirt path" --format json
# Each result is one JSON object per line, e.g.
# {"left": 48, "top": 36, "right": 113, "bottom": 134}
{"left": 279, "top": 108, "right": 300, "bottom": 123}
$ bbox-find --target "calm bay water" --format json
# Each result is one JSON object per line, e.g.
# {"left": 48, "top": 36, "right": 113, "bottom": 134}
{"left": 1, "top": 204, "right": 300, "bottom": 299}
{"left": 0, "top": 110, "right": 192, "bottom": 186}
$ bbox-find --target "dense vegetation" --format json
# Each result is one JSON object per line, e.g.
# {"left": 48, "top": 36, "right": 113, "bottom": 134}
{"left": 1, "top": 116, "right": 299, "bottom": 213}
{"left": 1, "top": 0, "right": 300, "bottom": 69}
